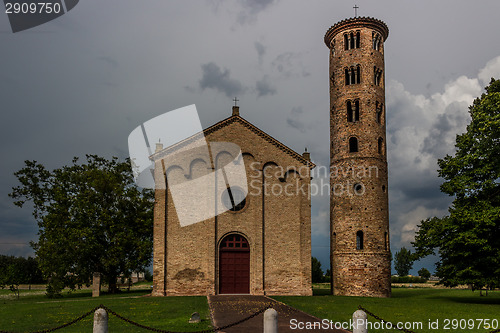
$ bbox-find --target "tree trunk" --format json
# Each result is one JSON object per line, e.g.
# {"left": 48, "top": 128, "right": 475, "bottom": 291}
{"left": 108, "top": 275, "right": 118, "bottom": 294}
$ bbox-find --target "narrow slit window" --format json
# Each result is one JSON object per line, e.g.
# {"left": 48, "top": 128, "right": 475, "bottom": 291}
{"left": 349, "top": 137, "right": 358, "bottom": 153}
{"left": 354, "top": 100, "right": 360, "bottom": 121}
{"left": 347, "top": 101, "right": 353, "bottom": 122}
{"left": 356, "top": 231, "right": 364, "bottom": 250}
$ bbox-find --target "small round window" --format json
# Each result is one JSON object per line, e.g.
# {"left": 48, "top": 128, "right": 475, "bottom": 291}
{"left": 222, "top": 187, "right": 247, "bottom": 212}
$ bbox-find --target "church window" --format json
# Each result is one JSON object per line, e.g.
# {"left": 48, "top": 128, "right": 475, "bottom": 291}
{"left": 356, "top": 231, "right": 364, "bottom": 250}
{"left": 347, "top": 101, "right": 353, "bottom": 122}
{"left": 222, "top": 187, "right": 246, "bottom": 212}
{"left": 374, "top": 67, "right": 383, "bottom": 86}
{"left": 344, "top": 31, "right": 361, "bottom": 50}
{"left": 349, "top": 137, "right": 358, "bottom": 153}
{"left": 384, "top": 232, "right": 388, "bottom": 251}
{"left": 221, "top": 234, "right": 249, "bottom": 249}
{"left": 372, "top": 32, "right": 382, "bottom": 51}
{"left": 345, "top": 66, "right": 361, "bottom": 86}
{"left": 376, "top": 102, "right": 383, "bottom": 124}
{"left": 353, "top": 183, "right": 364, "bottom": 194}
{"left": 378, "top": 137, "right": 384, "bottom": 154}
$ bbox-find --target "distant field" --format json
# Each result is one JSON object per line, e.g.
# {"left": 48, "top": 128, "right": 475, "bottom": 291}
{"left": 274, "top": 286, "right": 500, "bottom": 333}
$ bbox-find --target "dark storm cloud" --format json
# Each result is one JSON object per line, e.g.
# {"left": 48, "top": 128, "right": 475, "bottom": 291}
{"left": 199, "top": 62, "right": 244, "bottom": 98}
{"left": 421, "top": 101, "right": 470, "bottom": 159}
{"left": 256, "top": 76, "right": 276, "bottom": 97}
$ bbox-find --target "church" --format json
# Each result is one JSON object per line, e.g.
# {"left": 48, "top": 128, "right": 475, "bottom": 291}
{"left": 151, "top": 105, "right": 314, "bottom": 296}
{"left": 151, "top": 14, "right": 392, "bottom": 298}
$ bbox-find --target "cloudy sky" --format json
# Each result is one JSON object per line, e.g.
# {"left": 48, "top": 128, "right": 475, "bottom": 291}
{"left": 1, "top": 0, "right": 500, "bottom": 275}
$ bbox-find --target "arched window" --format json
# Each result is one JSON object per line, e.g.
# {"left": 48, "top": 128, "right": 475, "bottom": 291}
{"left": 344, "top": 34, "right": 349, "bottom": 50}
{"left": 373, "top": 32, "right": 381, "bottom": 51}
{"left": 384, "top": 232, "right": 388, "bottom": 251}
{"left": 356, "top": 65, "right": 361, "bottom": 84}
{"left": 378, "top": 137, "right": 384, "bottom": 154}
{"left": 333, "top": 232, "right": 337, "bottom": 251}
{"left": 356, "top": 231, "right": 364, "bottom": 250}
{"left": 349, "top": 137, "right": 358, "bottom": 153}
{"left": 350, "top": 67, "right": 356, "bottom": 85}
{"left": 347, "top": 101, "right": 353, "bottom": 122}
{"left": 350, "top": 32, "right": 355, "bottom": 49}
{"left": 345, "top": 68, "right": 350, "bottom": 85}
{"left": 356, "top": 31, "right": 360, "bottom": 48}
{"left": 374, "top": 68, "right": 383, "bottom": 86}
{"left": 347, "top": 100, "right": 359, "bottom": 122}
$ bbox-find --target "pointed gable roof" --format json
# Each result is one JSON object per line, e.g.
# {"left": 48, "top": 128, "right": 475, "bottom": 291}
{"left": 151, "top": 113, "right": 315, "bottom": 169}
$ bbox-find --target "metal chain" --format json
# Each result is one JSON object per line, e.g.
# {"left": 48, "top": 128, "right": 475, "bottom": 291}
{"left": 0, "top": 302, "right": 273, "bottom": 333}
{"left": 359, "top": 305, "right": 500, "bottom": 333}
{"left": 101, "top": 302, "right": 273, "bottom": 333}
{"left": 0, "top": 305, "right": 100, "bottom": 333}
{"left": 358, "top": 305, "right": 417, "bottom": 333}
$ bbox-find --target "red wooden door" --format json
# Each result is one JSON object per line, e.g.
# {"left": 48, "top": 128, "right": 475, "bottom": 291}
{"left": 219, "top": 234, "right": 250, "bottom": 294}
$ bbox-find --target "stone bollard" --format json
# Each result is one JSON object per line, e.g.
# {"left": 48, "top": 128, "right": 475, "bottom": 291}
{"left": 93, "top": 308, "right": 108, "bottom": 333}
{"left": 353, "top": 310, "right": 368, "bottom": 333}
{"left": 264, "top": 308, "right": 278, "bottom": 333}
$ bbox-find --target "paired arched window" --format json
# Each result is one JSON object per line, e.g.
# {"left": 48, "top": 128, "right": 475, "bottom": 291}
{"left": 347, "top": 100, "right": 360, "bottom": 122}
{"left": 356, "top": 231, "right": 364, "bottom": 250}
{"left": 345, "top": 65, "right": 361, "bottom": 85}
{"left": 374, "top": 67, "right": 383, "bottom": 86}
{"left": 372, "top": 32, "right": 382, "bottom": 51}
{"left": 344, "top": 31, "right": 361, "bottom": 50}
{"left": 349, "top": 137, "right": 358, "bottom": 153}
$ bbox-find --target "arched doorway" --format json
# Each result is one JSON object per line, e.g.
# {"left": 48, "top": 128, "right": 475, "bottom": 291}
{"left": 219, "top": 234, "right": 250, "bottom": 294}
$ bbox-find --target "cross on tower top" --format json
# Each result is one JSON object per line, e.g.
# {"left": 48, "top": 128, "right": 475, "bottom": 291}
{"left": 233, "top": 97, "right": 239, "bottom": 107}
{"left": 353, "top": 5, "right": 359, "bottom": 17}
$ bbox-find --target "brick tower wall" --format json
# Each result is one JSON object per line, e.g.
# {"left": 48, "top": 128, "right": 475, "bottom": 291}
{"left": 325, "top": 17, "right": 391, "bottom": 297}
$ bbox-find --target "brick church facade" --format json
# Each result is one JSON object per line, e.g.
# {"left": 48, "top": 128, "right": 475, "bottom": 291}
{"left": 151, "top": 106, "right": 314, "bottom": 296}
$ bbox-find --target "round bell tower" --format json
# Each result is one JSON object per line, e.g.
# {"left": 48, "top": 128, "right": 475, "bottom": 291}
{"left": 325, "top": 17, "right": 391, "bottom": 297}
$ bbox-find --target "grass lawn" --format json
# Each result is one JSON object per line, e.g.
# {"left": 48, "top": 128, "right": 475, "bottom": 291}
{"left": 273, "top": 284, "right": 500, "bottom": 333}
{"left": 0, "top": 285, "right": 212, "bottom": 333}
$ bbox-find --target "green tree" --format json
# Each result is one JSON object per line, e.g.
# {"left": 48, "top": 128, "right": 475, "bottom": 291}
{"left": 394, "top": 247, "right": 413, "bottom": 276}
{"left": 9, "top": 155, "right": 154, "bottom": 296}
{"left": 413, "top": 79, "right": 500, "bottom": 291}
{"left": 311, "top": 257, "right": 324, "bottom": 283}
{"left": 0, "top": 256, "right": 41, "bottom": 299}
{"left": 324, "top": 268, "right": 332, "bottom": 283}
{"left": 418, "top": 267, "right": 431, "bottom": 280}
